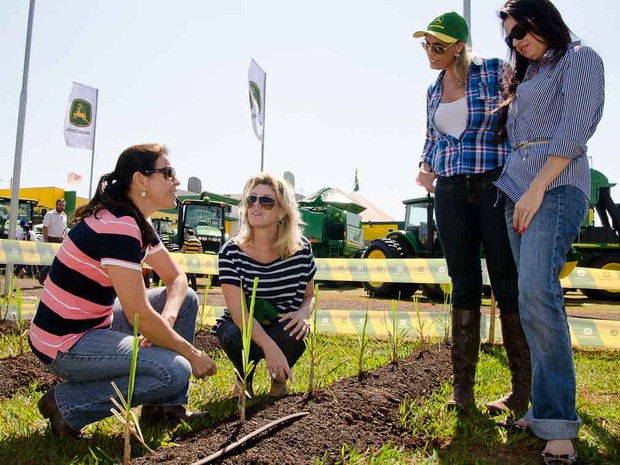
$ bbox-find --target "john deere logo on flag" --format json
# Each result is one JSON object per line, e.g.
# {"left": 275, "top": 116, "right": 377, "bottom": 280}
{"left": 69, "top": 99, "right": 92, "bottom": 127}
{"left": 249, "top": 81, "right": 262, "bottom": 117}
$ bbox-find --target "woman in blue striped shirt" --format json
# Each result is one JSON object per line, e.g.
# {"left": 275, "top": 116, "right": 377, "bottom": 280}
{"left": 415, "top": 11, "right": 531, "bottom": 415}
{"left": 212, "top": 173, "right": 317, "bottom": 398}
{"left": 495, "top": 1, "right": 605, "bottom": 462}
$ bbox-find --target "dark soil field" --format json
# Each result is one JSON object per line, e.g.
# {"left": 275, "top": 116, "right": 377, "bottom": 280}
{"left": 131, "top": 344, "right": 452, "bottom": 465}
{"left": 1, "top": 277, "right": 618, "bottom": 464}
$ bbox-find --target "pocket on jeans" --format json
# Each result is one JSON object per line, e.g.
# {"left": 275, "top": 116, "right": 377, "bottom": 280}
{"left": 47, "top": 353, "right": 72, "bottom": 380}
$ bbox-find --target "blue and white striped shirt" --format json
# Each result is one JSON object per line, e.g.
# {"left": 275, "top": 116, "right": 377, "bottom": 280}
{"left": 214, "top": 237, "right": 317, "bottom": 320}
{"left": 494, "top": 43, "right": 605, "bottom": 203}
{"left": 420, "top": 57, "right": 511, "bottom": 177}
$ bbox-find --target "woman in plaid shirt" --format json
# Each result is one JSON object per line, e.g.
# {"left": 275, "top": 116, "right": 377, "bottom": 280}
{"left": 414, "top": 11, "right": 531, "bottom": 415}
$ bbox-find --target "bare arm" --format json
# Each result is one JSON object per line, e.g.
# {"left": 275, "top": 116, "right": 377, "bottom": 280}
{"left": 143, "top": 247, "right": 188, "bottom": 325}
{"left": 279, "top": 279, "right": 315, "bottom": 339}
{"left": 106, "top": 263, "right": 215, "bottom": 379}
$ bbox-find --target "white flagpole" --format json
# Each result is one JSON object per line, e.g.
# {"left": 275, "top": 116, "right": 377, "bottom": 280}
{"left": 88, "top": 88, "right": 99, "bottom": 198}
{"left": 463, "top": 0, "right": 472, "bottom": 47}
{"left": 4, "top": 0, "right": 36, "bottom": 296}
{"left": 260, "top": 72, "right": 267, "bottom": 172}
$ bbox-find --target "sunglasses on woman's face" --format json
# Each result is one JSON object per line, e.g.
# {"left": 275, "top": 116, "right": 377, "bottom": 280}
{"left": 421, "top": 40, "right": 457, "bottom": 56}
{"left": 505, "top": 23, "right": 528, "bottom": 48}
{"left": 246, "top": 195, "right": 276, "bottom": 210}
{"left": 143, "top": 166, "right": 177, "bottom": 181}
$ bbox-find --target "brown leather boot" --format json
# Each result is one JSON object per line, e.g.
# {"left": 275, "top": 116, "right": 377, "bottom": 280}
{"left": 486, "top": 313, "right": 532, "bottom": 414}
{"left": 447, "top": 309, "right": 481, "bottom": 410}
{"left": 140, "top": 405, "right": 210, "bottom": 424}
{"left": 38, "top": 388, "right": 82, "bottom": 438}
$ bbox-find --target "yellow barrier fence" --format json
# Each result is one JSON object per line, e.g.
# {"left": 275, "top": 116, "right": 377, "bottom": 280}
{"left": 1, "top": 239, "right": 619, "bottom": 349}
{"left": 2, "top": 239, "right": 619, "bottom": 290}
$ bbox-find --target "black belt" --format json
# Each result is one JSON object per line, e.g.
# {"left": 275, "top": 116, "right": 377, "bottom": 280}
{"left": 436, "top": 167, "right": 503, "bottom": 184}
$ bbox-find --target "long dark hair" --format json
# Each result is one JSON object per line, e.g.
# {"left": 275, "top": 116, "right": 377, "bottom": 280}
{"left": 74, "top": 143, "right": 166, "bottom": 245}
{"left": 495, "top": 0, "right": 573, "bottom": 142}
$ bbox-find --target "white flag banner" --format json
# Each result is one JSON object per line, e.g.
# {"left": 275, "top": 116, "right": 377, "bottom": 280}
{"left": 248, "top": 59, "right": 266, "bottom": 142}
{"left": 64, "top": 82, "right": 98, "bottom": 150}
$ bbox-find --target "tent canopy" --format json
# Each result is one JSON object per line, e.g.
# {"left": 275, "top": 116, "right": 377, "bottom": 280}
{"left": 299, "top": 187, "right": 366, "bottom": 214}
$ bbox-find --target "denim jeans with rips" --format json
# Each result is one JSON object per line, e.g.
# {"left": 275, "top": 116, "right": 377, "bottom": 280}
{"left": 504, "top": 185, "right": 588, "bottom": 440}
{"left": 45, "top": 287, "right": 199, "bottom": 432}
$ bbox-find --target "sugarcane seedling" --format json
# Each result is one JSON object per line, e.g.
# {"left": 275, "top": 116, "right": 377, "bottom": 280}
{"left": 385, "top": 297, "right": 409, "bottom": 364}
{"left": 305, "top": 283, "right": 320, "bottom": 395}
{"left": 234, "top": 276, "right": 259, "bottom": 423}
{"left": 356, "top": 303, "right": 371, "bottom": 379}
{"left": 440, "top": 283, "right": 453, "bottom": 343}
{"left": 15, "top": 287, "right": 27, "bottom": 354}
{"left": 198, "top": 275, "right": 213, "bottom": 331}
{"left": 412, "top": 294, "right": 429, "bottom": 344}
{"left": 110, "top": 314, "right": 153, "bottom": 464}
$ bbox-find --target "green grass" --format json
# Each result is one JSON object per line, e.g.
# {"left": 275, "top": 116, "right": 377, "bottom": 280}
{"left": 0, "top": 334, "right": 619, "bottom": 464}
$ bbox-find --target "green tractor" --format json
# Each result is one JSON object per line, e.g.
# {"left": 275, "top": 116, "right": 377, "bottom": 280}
{"left": 361, "top": 194, "right": 441, "bottom": 298}
{"left": 362, "top": 168, "right": 620, "bottom": 301}
{"left": 151, "top": 217, "right": 177, "bottom": 251}
{"left": 147, "top": 197, "right": 230, "bottom": 287}
{"left": 573, "top": 169, "right": 620, "bottom": 300}
{"left": 176, "top": 198, "right": 229, "bottom": 254}
{"left": 298, "top": 188, "right": 366, "bottom": 259}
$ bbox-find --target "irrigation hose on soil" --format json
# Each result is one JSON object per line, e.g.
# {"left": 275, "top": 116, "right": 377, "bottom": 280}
{"left": 190, "top": 411, "right": 310, "bottom": 465}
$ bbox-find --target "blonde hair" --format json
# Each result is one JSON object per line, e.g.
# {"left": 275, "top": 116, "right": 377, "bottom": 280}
{"left": 237, "top": 172, "right": 304, "bottom": 258}
{"left": 453, "top": 44, "right": 472, "bottom": 86}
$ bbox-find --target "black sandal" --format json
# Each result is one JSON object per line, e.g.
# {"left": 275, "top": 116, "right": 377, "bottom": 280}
{"left": 541, "top": 451, "right": 577, "bottom": 464}
{"left": 541, "top": 439, "right": 577, "bottom": 464}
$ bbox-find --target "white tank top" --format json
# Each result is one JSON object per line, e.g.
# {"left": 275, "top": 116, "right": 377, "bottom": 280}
{"left": 433, "top": 97, "right": 467, "bottom": 138}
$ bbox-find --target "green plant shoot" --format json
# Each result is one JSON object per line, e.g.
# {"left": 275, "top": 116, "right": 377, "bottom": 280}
{"left": 357, "top": 304, "right": 371, "bottom": 378}
{"left": 305, "top": 283, "right": 320, "bottom": 395}
{"left": 412, "top": 294, "right": 428, "bottom": 344}
{"left": 198, "top": 275, "right": 213, "bottom": 330}
{"left": 110, "top": 313, "right": 152, "bottom": 463}
{"left": 236, "top": 276, "right": 259, "bottom": 423}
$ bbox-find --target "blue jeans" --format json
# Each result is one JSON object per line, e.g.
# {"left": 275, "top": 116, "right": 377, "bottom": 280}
{"left": 45, "top": 287, "right": 199, "bottom": 431}
{"left": 435, "top": 170, "right": 519, "bottom": 314}
{"left": 504, "top": 185, "right": 588, "bottom": 440}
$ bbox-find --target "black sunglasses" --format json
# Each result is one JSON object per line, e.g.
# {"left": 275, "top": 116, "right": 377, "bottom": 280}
{"left": 421, "top": 40, "right": 457, "bottom": 56}
{"left": 246, "top": 195, "right": 276, "bottom": 210}
{"left": 143, "top": 166, "right": 177, "bottom": 181}
{"left": 504, "top": 23, "right": 528, "bottom": 48}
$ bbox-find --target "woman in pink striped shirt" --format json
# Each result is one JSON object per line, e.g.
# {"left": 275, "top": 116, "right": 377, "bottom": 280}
{"left": 29, "top": 143, "right": 216, "bottom": 437}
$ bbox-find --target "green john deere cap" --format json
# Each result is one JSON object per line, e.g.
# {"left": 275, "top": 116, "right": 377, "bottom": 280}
{"left": 413, "top": 11, "right": 469, "bottom": 44}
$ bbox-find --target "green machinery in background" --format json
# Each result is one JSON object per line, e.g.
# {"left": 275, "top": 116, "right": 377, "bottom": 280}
{"left": 362, "top": 168, "right": 620, "bottom": 301}
{"left": 176, "top": 197, "right": 229, "bottom": 254}
{"left": 574, "top": 169, "right": 620, "bottom": 300}
{"left": 0, "top": 196, "right": 38, "bottom": 239}
{"left": 298, "top": 187, "right": 366, "bottom": 259}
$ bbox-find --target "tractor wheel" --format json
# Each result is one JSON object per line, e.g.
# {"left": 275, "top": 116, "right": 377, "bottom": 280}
{"left": 362, "top": 238, "right": 417, "bottom": 299}
{"left": 581, "top": 252, "right": 620, "bottom": 301}
{"left": 421, "top": 284, "right": 449, "bottom": 302}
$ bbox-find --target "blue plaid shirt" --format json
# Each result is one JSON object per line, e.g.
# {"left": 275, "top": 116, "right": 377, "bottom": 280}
{"left": 420, "top": 58, "right": 510, "bottom": 177}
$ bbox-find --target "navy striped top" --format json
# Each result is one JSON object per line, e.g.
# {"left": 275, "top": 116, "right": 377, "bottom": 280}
{"left": 420, "top": 57, "right": 511, "bottom": 176}
{"left": 214, "top": 237, "right": 317, "bottom": 324}
{"left": 495, "top": 43, "right": 605, "bottom": 203}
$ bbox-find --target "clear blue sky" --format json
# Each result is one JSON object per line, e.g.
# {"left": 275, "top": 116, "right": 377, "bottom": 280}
{"left": 1, "top": 0, "right": 618, "bottom": 219}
